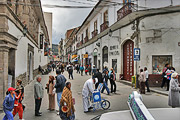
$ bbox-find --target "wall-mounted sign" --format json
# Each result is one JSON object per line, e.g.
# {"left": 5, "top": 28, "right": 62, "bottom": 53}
{"left": 40, "top": 34, "right": 44, "bottom": 49}
{"left": 134, "top": 48, "right": 140, "bottom": 61}
{"left": 44, "top": 42, "right": 49, "bottom": 56}
{"left": 83, "top": 54, "right": 88, "bottom": 58}
{"left": 109, "top": 45, "right": 119, "bottom": 56}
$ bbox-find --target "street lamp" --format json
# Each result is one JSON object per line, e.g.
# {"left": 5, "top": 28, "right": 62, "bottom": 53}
{"left": 108, "top": 29, "right": 120, "bottom": 43}
{"left": 22, "top": 25, "right": 28, "bottom": 37}
{"left": 108, "top": 29, "right": 113, "bottom": 37}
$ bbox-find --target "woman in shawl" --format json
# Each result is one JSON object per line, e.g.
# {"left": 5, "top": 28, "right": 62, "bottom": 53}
{"left": 59, "top": 82, "right": 75, "bottom": 120}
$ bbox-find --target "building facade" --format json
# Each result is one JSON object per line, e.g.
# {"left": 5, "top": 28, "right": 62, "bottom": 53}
{"left": 0, "top": 0, "right": 51, "bottom": 108}
{"left": 73, "top": 0, "right": 180, "bottom": 85}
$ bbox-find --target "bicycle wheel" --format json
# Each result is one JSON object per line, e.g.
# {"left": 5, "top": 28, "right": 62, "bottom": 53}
{"left": 101, "top": 100, "right": 110, "bottom": 110}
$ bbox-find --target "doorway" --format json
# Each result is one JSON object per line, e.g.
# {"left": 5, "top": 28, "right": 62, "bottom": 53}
{"left": 123, "top": 40, "right": 134, "bottom": 81}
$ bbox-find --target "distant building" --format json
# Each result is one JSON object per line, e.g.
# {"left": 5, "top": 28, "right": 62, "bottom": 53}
{"left": 44, "top": 12, "right": 53, "bottom": 49}
{"left": 52, "top": 44, "right": 59, "bottom": 56}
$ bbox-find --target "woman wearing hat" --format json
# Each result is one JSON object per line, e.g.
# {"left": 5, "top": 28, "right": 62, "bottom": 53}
{"left": 168, "top": 72, "right": 180, "bottom": 108}
{"left": 3, "top": 87, "right": 16, "bottom": 120}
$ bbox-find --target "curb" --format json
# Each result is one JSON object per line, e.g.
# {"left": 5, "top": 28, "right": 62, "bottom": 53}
{"left": 119, "top": 80, "right": 168, "bottom": 96}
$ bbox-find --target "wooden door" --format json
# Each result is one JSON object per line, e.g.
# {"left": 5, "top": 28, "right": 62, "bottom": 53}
{"left": 123, "top": 40, "right": 134, "bottom": 81}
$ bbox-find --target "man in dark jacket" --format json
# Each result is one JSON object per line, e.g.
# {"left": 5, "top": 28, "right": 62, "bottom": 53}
{"left": 68, "top": 65, "right": 73, "bottom": 79}
{"left": 94, "top": 69, "right": 103, "bottom": 89}
{"left": 101, "top": 70, "right": 110, "bottom": 95}
{"left": 55, "top": 69, "right": 67, "bottom": 110}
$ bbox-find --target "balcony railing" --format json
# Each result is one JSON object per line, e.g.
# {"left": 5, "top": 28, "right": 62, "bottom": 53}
{"left": 117, "top": 3, "right": 134, "bottom": 21}
{"left": 92, "top": 29, "right": 98, "bottom": 38}
{"left": 100, "top": 21, "right": 109, "bottom": 32}
{"left": 84, "top": 36, "right": 89, "bottom": 43}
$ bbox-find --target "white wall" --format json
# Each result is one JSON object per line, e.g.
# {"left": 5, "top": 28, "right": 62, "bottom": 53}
{"left": 139, "top": 12, "right": 180, "bottom": 73}
{"left": 8, "top": 20, "right": 48, "bottom": 78}
{"left": 136, "top": 0, "right": 180, "bottom": 10}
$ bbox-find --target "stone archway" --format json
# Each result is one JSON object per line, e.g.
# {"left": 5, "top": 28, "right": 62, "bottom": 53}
{"left": 123, "top": 40, "right": 134, "bottom": 81}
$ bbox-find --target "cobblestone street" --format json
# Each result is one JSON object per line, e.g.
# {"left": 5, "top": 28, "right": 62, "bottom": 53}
{"left": 0, "top": 70, "right": 170, "bottom": 120}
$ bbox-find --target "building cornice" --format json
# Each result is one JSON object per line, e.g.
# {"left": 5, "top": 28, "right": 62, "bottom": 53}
{"left": 77, "top": 6, "right": 180, "bottom": 50}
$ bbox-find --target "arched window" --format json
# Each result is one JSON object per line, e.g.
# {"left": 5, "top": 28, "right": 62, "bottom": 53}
{"left": 102, "top": 46, "right": 108, "bottom": 64}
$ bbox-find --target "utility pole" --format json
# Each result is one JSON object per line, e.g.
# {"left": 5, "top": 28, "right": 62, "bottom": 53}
{"left": 136, "top": 19, "right": 139, "bottom": 89}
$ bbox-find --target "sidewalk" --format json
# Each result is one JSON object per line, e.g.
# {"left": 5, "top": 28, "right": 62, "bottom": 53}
{"left": 120, "top": 80, "right": 169, "bottom": 96}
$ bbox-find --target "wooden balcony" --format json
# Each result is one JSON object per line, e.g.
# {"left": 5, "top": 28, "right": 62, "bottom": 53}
{"left": 84, "top": 36, "right": 89, "bottom": 43}
{"left": 100, "top": 21, "right": 109, "bottom": 33}
{"left": 92, "top": 29, "right": 98, "bottom": 38}
{"left": 117, "top": 3, "right": 134, "bottom": 21}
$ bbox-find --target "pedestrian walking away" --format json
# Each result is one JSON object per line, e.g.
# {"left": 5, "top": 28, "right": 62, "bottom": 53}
{"left": 80, "top": 65, "right": 84, "bottom": 76}
{"left": 110, "top": 70, "right": 117, "bottom": 93}
{"left": 101, "top": 70, "right": 110, "bottom": 95}
{"left": 82, "top": 78, "right": 96, "bottom": 113}
{"left": 139, "top": 69, "right": 146, "bottom": 94}
{"left": 168, "top": 72, "right": 180, "bottom": 108}
{"left": 34, "top": 76, "right": 44, "bottom": 116}
{"left": 46, "top": 75, "right": 56, "bottom": 111}
{"left": 68, "top": 65, "right": 74, "bottom": 79}
{"left": 144, "top": 67, "right": 150, "bottom": 92}
{"left": 55, "top": 69, "right": 67, "bottom": 114}
{"left": 59, "top": 82, "right": 75, "bottom": 120}
{"left": 88, "top": 65, "right": 91, "bottom": 75}
{"left": 94, "top": 69, "right": 103, "bottom": 89}
{"left": 3, "top": 87, "right": 16, "bottom": 120}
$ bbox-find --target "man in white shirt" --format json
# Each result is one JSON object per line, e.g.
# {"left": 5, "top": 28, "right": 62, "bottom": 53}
{"left": 144, "top": 67, "right": 150, "bottom": 92}
{"left": 82, "top": 77, "right": 96, "bottom": 113}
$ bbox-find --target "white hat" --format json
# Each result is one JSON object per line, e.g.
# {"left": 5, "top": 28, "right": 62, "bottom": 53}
{"left": 171, "top": 72, "right": 178, "bottom": 78}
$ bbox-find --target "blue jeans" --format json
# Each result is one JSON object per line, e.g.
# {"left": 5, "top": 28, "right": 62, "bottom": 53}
{"left": 3, "top": 110, "right": 14, "bottom": 120}
{"left": 101, "top": 81, "right": 110, "bottom": 94}
{"left": 57, "top": 92, "right": 62, "bottom": 107}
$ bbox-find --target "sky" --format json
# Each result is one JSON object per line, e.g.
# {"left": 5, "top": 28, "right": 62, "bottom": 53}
{"left": 41, "top": 0, "right": 98, "bottom": 44}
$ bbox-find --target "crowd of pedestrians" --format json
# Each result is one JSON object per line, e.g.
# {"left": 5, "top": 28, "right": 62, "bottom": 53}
{"left": 3, "top": 62, "right": 180, "bottom": 120}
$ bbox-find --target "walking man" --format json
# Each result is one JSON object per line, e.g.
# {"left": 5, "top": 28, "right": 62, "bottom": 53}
{"left": 82, "top": 78, "right": 96, "bottom": 113}
{"left": 94, "top": 69, "right": 103, "bottom": 89}
{"left": 68, "top": 65, "right": 74, "bottom": 79}
{"left": 80, "top": 65, "right": 84, "bottom": 76}
{"left": 101, "top": 70, "right": 110, "bottom": 95}
{"left": 34, "top": 76, "right": 44, "bottom": 116}
{"left": 144, "top": 67, "right": 150, "bottom": 92}
{"left": 55, "top": 69, "right": 66, "bottom": 114}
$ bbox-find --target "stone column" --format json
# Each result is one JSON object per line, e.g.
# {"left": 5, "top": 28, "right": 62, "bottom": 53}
{"left": 0, "top": 45, "right": 9, "bottom": 110}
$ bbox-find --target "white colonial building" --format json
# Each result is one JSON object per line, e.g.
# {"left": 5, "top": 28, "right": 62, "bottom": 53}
{"left": 74, "top": 0, "right": 180, "bottom": 85}
{"left": 0, "top": 0, "right": 51, "bottom": 108}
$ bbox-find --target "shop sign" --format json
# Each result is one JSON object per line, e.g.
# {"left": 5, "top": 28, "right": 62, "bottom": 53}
{"left": 72, "top": 55, "right": 77, "bottom": 59}
{"left": 83, "top": 54, "right": 88, "bottom": 58}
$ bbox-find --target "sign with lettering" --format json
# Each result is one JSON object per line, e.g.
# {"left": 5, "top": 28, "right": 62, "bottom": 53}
{"left": 128, "top": 91, "right": 155, "bottom": 120}
{"left": 109, "top": 45, "right": 119, "bottom": 56}
{"left": 134, "top": 48, "right": 140, "bottom": 61}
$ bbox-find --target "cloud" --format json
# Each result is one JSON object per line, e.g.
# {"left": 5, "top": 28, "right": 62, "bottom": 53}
{"left": 41, "top": 0, "right": 95, "bottom": 44}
